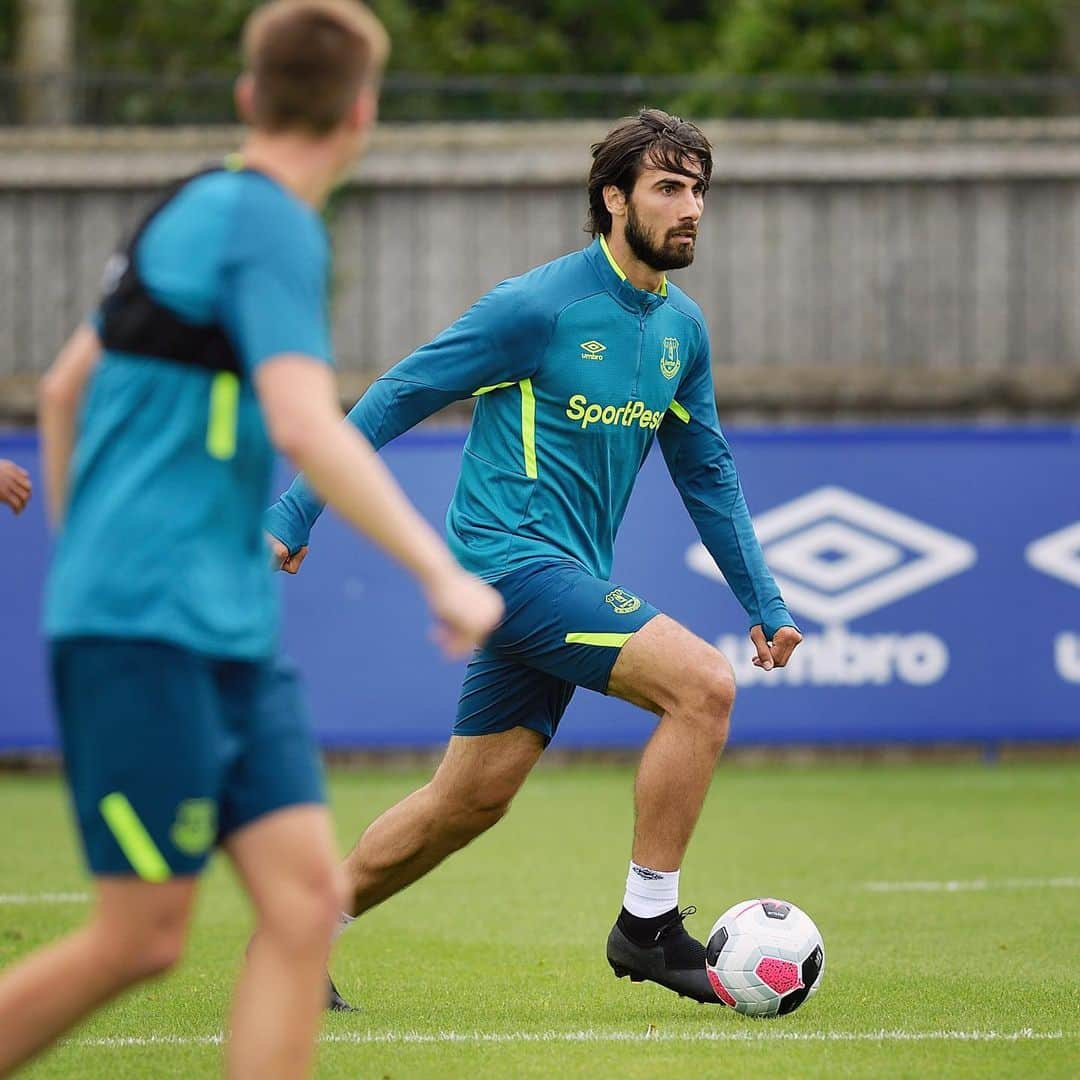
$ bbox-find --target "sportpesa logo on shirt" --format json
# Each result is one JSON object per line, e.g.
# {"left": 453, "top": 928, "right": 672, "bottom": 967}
{"left": 566, "top": 394, "right": 667, "bottom": 430}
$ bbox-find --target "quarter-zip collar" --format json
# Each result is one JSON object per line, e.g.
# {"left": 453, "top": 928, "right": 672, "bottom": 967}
{"left": 585, "top": 236, "right": 669, "bottom": 315}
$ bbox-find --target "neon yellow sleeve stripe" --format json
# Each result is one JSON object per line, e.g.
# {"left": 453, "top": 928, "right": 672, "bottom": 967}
{"left": 670, "top": 400, "right": 690, "bottom": 423}
{"left": 206, "top": 372, "right": 239, "bottom": 460}
{"left": 99, "top": 793, "right": 172, "bottom": 882}
{"left": 565, "top": 632, "right": 634, "bottom": 648}
{"left": 519, "top": 378, "right": 537, "bottom": 479}
{"left": 472, "top": 382, "right": 515, "bottom": 397}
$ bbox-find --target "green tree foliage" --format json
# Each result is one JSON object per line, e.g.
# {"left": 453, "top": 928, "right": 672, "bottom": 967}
{"left": 373, "top": 0, "right": 721, "bottom": 76}
{"left": 0, "top": 0, "right": 1073, "bottom": 121}
{"left": 65, "top": 0, "right": 725, "bottom": 120}
{"left": 78, "top": 0, "right": 253, "bottom": 74}
{"left": 73, "top": 0, "right": 721, "bottom": 76}
{"left": 718, "top": 0, "right": 1061, "bottom": 76}
{"left": 64, "top": 0, "right": 252, "bottom": 121}
{"left": 369, "top": 0, "right": 726, "bottom": 118}
{"left": 699, "top": 0, "right": 1065, "bottom": 117}
{"left": 0, "top": 0, "right": 18, "bottom": 63}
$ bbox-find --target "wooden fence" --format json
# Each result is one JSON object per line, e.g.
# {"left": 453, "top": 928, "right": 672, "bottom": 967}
{"left": 2, "top": 120, "right": 1079, "bottom": 415}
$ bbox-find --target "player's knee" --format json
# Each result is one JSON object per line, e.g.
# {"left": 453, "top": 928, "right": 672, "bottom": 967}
{"left": 458, "top": 789, "right": 514, "bottom": 834}
{"left": 135, "top": 930, "right": 187, "bottom": 980}
{"left": 685, "top": 656, "right": 736, "bottom": 749}
{"left": 288, "top": 869, "right": 342, "bottom": 942}
{"left": 471, "top": 792, "right": 514, "bottom": 831}
{"left": 257, "top": 861, "right": 341, "bottom": 950}
{"left": 98, "top": 919, "right": 187, "bottom": 983}
{"left": 431, "top": 764, "right": 523, "bottom": 834}
{"left": 439, "top": 778, "right": 517, "bottom": 836}
{"left": 330, "top": 863, "right": 350, "bottom": 915}
{"left": 292, "top": 862, "right": 348, "bottom": 934}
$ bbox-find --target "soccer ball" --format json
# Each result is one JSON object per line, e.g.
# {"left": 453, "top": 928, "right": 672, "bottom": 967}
{"left": 704, "top": 898, "right": 825, "bottom": 1017}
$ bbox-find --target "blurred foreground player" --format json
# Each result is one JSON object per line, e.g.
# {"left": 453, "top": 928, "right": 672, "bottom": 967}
{"left": 0, "top": 2, "right": 500, "bottom": 1076}
{"left": 266, "top": 109, "right": 801, "bottom": 1008}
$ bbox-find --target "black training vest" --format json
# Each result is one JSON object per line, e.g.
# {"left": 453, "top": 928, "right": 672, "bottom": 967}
{"left": 98, "top": 166, "right": 243, "bottom": 376}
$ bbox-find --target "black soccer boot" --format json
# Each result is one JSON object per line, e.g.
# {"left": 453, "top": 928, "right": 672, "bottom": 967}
{"left": 606, "top": 905, "right": 720, "bottom": 1004}
{"left": 326, "top": 972, "right": 360, "bottom": 1013}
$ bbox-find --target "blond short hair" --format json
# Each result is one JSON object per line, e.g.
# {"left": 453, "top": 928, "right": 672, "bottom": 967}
{"left": 242, "top": 0, "right": 390, "bottom": 134}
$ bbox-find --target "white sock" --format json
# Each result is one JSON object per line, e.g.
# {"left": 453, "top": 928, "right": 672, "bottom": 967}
{"left": 623, "top": 861, "right": 680, "bottom": 918}
{"left": 332, "top": 911, "right": 355, "bottom": 941}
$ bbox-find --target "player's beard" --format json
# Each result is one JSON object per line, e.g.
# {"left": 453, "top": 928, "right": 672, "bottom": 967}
{"left": 624, "top": 201, "right": 697, "bottom": 271}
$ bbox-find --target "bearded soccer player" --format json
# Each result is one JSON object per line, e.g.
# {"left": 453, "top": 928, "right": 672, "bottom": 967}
{"left": 0, "top": 3, "right": 502, "bottom": 1076}
{"left": 266, "top": 109, "right": 802, "bottom": 1008}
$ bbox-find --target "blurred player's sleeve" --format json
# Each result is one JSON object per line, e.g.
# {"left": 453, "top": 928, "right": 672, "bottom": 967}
{"left": 657, "top": 331, "right": 796, "bottom": 639}
{"left": 218, "top": 186, "right": 334, "bottom": 372}
{"left": 265, "top": 283, "right": 552, "bottom": 554}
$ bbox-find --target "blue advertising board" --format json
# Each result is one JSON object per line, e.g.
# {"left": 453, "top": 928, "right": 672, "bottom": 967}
{"left": 2, "top": 426, "right": 1078, "bottom": 751}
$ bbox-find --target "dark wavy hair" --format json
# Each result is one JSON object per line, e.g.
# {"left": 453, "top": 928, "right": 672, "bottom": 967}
{"left": 586, "top": 108, "right": 713, "bottom": 236}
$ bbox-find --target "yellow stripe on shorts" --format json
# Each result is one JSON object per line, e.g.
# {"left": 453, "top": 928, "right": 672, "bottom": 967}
{"left": 564, "top": 632, "right": 634, "bottom": 648}
{"left": 99, "top": 793, "right": 172, "bottom": 883}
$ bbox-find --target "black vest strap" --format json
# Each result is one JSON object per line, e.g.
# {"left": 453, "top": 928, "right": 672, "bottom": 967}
{"left": 98, "top": 166, "right": 243, "bottom": 377}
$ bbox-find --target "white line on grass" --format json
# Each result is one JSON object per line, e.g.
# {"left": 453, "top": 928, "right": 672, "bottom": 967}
{"left": 68, "top": 1029, "right": 1073, "bottom": 1049}
{"left": 0, "top": 892, "right": 89, "bottom": 904}
{"left": 862, "top": 877, "right": 1080, "bottom": 893}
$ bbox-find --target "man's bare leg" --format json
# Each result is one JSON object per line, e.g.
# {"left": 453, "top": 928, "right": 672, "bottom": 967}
{"left": 333, "top": 616, "right": 732, "bottom": 1005}
{"left": 0, "top": 878, "right": 196, "bottom": 1076}
{"left": 337, "top": 618, "right": 729, "bottom": 925}
{"left": 342, "top": 726, "right": 545, "bottom": 916}
{"left": 603, "top": 613, "right": 735, "bottom": 1002}
{"left": 226, "top": 804, "right": 341, "bottom": 1080}
{"left": 607, "top": 614, "right": 735, "bottom": 871}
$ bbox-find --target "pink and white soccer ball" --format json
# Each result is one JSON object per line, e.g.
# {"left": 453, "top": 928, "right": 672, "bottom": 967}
{"left": 705, "top": 898, "right": 825, "bottom": 1017}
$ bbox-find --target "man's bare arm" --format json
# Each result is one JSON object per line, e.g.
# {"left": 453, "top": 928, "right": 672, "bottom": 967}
{"left": 38, "top": 324, "right": 102, "bottom": 527}
{"left": 255, "top": 355, "right": 502, "bottom": 656}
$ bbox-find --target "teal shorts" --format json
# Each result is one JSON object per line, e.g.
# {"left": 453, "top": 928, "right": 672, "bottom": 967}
{"left": 455, "top": 560, "right": 660, "bottom": 743}
{"left": 50, "top": 637, "right": 325, "bottom": 880}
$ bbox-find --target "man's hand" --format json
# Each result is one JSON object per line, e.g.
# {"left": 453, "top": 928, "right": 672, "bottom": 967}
{"left": 424, "top": 567, "right": 504, "bottom": 659}
{"left": 0, "top": 460, "right": 31, "bottom": 515}
{"left": 267, "top": 533, "right": 309, "bottom": 574}
{"left": 750, "top": 624, "right": 802, "bottom": 671}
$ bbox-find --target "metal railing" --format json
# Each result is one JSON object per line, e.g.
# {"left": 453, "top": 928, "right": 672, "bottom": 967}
{"left": 2, "top": 70, "right": 1079, "bottom": 125}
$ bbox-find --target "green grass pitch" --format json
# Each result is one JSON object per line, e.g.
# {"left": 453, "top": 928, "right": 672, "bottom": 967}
{"left": 2, "top": 761, "right": 1078, "bottom": 1078}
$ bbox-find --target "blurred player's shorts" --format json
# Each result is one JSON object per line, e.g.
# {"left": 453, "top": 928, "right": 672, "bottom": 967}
{"left": 50, "top": 638, "right": 325, "bottom": 879}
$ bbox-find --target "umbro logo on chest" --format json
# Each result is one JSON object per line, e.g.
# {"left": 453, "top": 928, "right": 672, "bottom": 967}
{"left": 578, "top": 337, "right": 682, "bottom": 378}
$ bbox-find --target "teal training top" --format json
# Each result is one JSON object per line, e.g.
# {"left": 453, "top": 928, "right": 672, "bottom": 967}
{"left": 265, "top": 236, "right": 793, "bottom": 637}
{"left": 45, "top": 168, "right": 333, "bottom": 659}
